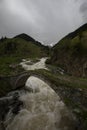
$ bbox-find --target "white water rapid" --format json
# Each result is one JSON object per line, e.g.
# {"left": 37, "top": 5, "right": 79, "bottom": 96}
{"left": 4, "top": 76, "right": 75, "bottom": 130}
{"left": 20, "top": 58, "right": 48, "bottom": 70}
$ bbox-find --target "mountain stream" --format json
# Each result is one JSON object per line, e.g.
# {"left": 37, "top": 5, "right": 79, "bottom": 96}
{"left": 0, "top": 58, "right": 76, "bottom": 130}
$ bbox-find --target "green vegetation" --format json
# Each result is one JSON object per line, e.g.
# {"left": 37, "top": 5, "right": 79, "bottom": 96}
{"left": 46, "top": 24, "right": 87, "bottom": 128}
{"left": 0, "top": 34, "right": 49, "bottom": 75}
{"left": 48, "top": 23, "right": 87, "bottom": 77}
{"left": 0, "top": 56, "right": 25, "bottom": 75}
{"left": 0, "top": 37, "right": 47, "bottom": 57}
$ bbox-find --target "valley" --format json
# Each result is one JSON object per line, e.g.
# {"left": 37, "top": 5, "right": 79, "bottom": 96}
{"left": 0, "top": 24, "right": 87, "bottom": 130}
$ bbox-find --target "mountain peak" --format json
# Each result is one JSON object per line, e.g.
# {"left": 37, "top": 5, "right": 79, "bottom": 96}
{"left": 14, "top": 33, "right": 36, "bottom": 42}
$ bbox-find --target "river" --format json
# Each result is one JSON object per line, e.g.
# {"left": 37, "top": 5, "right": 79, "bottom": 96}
{"left": 4, "top": 76, "right": 75, "bottom": 130}
{"left": 1, "top": 58, "right": 76, "bottom": 130}
{"left": 20, "top": 57, "right": 48, "bottom": 70}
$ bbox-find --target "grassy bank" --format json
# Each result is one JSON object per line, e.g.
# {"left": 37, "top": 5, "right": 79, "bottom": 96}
{"left": 0, "top": 56, "right": 25, "bottom": 75}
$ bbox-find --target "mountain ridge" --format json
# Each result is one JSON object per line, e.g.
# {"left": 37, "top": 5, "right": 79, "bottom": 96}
{"left": 48, "top": 23, "right": 87, "bottom": 77}
{"left": 14, "top": 33, "right": 36, "bottom": 42}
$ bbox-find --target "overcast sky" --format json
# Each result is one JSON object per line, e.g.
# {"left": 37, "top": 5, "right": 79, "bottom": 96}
{"left": 0, "top": 0, "right": 87, "bottom": 45}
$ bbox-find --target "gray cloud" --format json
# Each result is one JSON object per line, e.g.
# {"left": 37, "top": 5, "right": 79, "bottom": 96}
{"left": 80, "top": 0, "right": 87, "bottom": 22}
{"left": 0, "top": 0, "right": 86, "bottom": 45}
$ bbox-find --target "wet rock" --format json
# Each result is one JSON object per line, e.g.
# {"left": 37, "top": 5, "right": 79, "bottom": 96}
{"left": 0, "top": 121, "right": 5, "bottom": 130}
{"left": 0, "top": 91, "right": 23, "bottom": 122}
{"left": 0, "top": 98, "right": 11, "bottom": 121}
{"left": 12, "top": 100, "right": 23, "bottom": 114}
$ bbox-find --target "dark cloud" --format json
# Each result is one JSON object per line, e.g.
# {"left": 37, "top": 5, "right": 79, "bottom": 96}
{"left": 0, "top": 0, "right": 86, "bottom": 45}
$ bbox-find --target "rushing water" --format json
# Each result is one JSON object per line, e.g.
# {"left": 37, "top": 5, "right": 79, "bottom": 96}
{"left": 20, "top": 58, "right": 48, "bottom": 70}
{"left": 0, "top": 58, "right": 76, "bottom": 130}
{"left": 4, "top": 76, "right": 75, "bottom": 130}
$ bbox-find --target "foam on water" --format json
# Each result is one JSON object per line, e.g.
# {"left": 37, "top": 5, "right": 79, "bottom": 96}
{"left": 4, "top": 76, "right": 75, "bottom": 130}
{"left": 20, "top": 58, "right": 48, "bottom": 70}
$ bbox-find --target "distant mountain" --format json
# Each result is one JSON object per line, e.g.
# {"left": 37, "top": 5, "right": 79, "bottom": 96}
{"left": 48, "top": 23, "right": 87, "bottom": 77}
{"left": 14, "top": 33, "right": 36, "bottom": 42}
{"left": 0, "top": 33, "right": 49, "bottom": 57}
{"left": 15, "top": 33, "right": 47, "bottom": 48}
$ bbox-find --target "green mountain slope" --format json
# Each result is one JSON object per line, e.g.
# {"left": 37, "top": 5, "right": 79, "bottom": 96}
{"left": 0, "top": 34, "right": 49, "bottom": 57}
{"left": 48, "top": 23, "right": 87, "bottom": 77}
{"left": 0, "top": 34, "right": 49, "bottom": 75}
